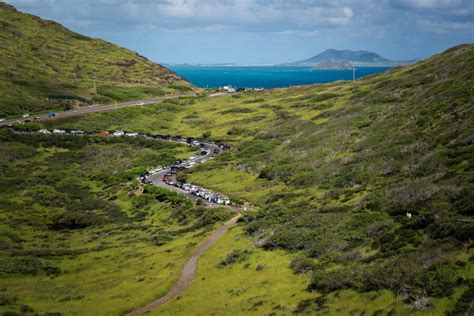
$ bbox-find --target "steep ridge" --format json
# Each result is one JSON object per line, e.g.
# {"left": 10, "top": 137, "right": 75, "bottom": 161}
{"left": 0, "top": 2, "right": 192, "bottom": 117}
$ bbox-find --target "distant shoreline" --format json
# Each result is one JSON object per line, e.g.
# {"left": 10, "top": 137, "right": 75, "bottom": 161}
{"left": 165, "top": 64, "right": 399, "bottom": 68}
{"left": 166, "top": 65, "right": 392, "bottom": 89}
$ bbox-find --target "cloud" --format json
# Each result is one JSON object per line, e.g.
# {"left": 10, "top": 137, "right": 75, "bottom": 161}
{"left": 389, "top": 0, "right": 466, "bottom": 10}
{"left": 343, "top": 6, "right": 353, "bottom": 18}
{"left": 5, "top": 0, "right": 472, "bottom": 37}
{"left": 3, "top": 0, "right": 473, "bottom": 63}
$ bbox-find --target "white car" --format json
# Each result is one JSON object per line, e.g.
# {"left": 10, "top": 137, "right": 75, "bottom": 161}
{"left": 136, "top": 102, "right": 145, "bottom": 106}
{"left": 22, "top": 114, "right": 29, "bottom": 118}
{"left": 38, "top": 129, "right": 51, "bottom": 134}
{"left": 113, "top": 131, "right": 125, "bottom": 137}
{"left": 0, "top": 117, "right": 5, "bottom": 122}
{"left": 52, "top": 129, "right": 66, "bottom": 135}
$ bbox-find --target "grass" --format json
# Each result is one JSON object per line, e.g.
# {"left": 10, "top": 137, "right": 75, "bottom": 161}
{"left": 1, "top": 226, "right": 204, "bottom": 315}
{"left": 156, "top": 226, "right": 314, "bottom": 315}
{"left": 0, "top": 130, "right": 233, "bottom": 315}
{"left": 0, "top": 3, "right": 193, "bottom": 117}
{"left": 7, "top": 44, "right": 474, "bottom": 314}
{"left": 43, "top": 44, "right": 474, "bottom": 314}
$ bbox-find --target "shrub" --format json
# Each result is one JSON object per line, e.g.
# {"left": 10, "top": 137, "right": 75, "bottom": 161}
{"left": 447, "top": 282, "right": 474, "bottom": 316}
{"left": 217, "top": 249, "right": 251, "bottom": 268}
{"left": 143, "top": 185, "right": 186, "bottom": 205}
{"left": 49, "top": 212, "right": 96, "bottom": 230}
{"left": 13, "top": 122, "right": 41, "bottom": 132}
{"left": 290, "top": 255, "right": 314, "bottom": 274}
{"left": 264, "top": 228, "right": 310, "bottom": 251}
{"left": 151, "top": 232, "right": 173, "bottom": 246}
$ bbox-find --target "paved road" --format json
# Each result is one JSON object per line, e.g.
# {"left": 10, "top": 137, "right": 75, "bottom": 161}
{"left": 148, "top": 141, "right": 224, "bottom": 206}
{"left": 126, "top": 140, "right": 241, "bottom": 315}
{"left": 0, "top": 91, "right": 237, "bottom": 127}
{"left": 0, "top": 93, "right": 195, "bottom": 126}
{"left": 4, "top": 92, "right": 241, "bottom": 315}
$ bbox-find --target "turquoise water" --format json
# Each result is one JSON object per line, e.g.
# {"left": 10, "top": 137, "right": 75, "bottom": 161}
{"left": 168, "top": 65, "right": 391, "bottom": 88}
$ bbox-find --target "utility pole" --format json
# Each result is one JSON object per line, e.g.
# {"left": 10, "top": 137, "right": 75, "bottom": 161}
{"left": 92, "top": 73, "right": 97, "bottom": 96}
{"left": 352, "top": 67, "right": 356, "bottom": 83}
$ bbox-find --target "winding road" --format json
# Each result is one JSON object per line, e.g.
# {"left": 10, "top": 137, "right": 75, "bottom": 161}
{"left": 3, "top": 93, "right": 242, "bottom": 315}
{"left": 148, "top": 141, "right": 223, "bottom": 204}
{"left": 125, "top": 139, "right": 242, "bottom": 315}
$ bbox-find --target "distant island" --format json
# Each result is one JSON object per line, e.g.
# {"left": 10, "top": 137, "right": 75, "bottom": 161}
{"left": 288, "top": 49, "right": 416, "bottom": 68}
{"left": 166, "top": 49, "right": 416, "bottom": 69}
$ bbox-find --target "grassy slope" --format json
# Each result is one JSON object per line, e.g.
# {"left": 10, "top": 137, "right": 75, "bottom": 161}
{"left": 38, "top": 44, "right": 474, "bottom": 314}
{"left": 0, "top": 2, "right": 192, "bottom": 117}
{"left": 0, "top": 130, "right": 235, "bottom": 315}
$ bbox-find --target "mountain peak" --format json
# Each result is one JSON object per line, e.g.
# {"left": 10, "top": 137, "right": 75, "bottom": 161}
{"left": 303, "top": 49, "right": 390, "bottom": 64}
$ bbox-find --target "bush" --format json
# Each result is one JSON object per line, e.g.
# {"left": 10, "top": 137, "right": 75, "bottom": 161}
{"left": 195, "top": 207, "right": 233, "bottom": 228}
{"left": 447, "top": 282, "right": 474, "bottom": 316}
{"left": 217, "top": 249, "right": 251, "bottom": 268}
{"left": 290, "top": 255, "right": 314, "bottom": 274}
{"left": 49, "top": 212, "right": 96, "bottom": 230}
{"left": 13, "top": 122, "right": 41, "bottom": 132}
{"left": 264, "top": 228, "right": 310, "bottom": 251}
{"left": 143, "top": 185, "right": 186, "bottom": 205}
{"left": 202, "top": 131, "right": 211, "bottom": 139}
{"left": 151, "top": 232, "right": 173, "bottom": 246}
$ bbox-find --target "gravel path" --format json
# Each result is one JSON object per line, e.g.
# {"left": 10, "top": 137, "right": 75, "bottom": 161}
{"left": 125, "top": 214, "right": 241, "bottom": 316}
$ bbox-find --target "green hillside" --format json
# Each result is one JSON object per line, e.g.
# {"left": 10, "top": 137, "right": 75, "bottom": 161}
{"left": 44, "top": 44, "right": 474, "bottom": 314}
{"left": 0, "top": 2, "right": 192, "bottom": 117}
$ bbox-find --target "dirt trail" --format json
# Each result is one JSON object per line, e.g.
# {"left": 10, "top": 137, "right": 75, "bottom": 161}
{"left": 125, "top": 214, "right": 241, "bottom": 316}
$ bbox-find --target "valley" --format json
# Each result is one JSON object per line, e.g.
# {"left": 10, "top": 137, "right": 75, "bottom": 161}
{"left": 1, "top": 1, "right": 473, "bottom": 315}
{"left": 3, "top": 44, "right": 471, "bottom": 315}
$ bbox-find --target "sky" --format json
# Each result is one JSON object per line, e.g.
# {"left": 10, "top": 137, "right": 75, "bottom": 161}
{"left": 4, "top": 0, "right": 474, "bottom": 64}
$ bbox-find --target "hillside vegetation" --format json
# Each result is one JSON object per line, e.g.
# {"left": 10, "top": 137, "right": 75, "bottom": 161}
{"left": 46, "top": 44, "right": 474, "bottom": 314}
{"left": 0, "top": 2, "right": 192, "bottom": 117}
{"left": 0, "top": 129, "right": 233, "bottom": 315}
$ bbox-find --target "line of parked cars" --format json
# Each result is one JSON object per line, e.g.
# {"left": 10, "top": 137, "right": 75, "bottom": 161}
{"left": 30, "top": 128, "right": 231, "bottom": 152}
{"left": 16, "top": 126, "right": 232, "bottom": 205}
{"left": 159, "top": 171, "right": 230, "bottom": 205}
{"left": 180, "top": 182, "right": 231, "bottom": 205}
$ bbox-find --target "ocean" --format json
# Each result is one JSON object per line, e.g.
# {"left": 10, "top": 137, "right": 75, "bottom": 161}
{"left": 167, "top": 65, "right": 391, "bottom": 89}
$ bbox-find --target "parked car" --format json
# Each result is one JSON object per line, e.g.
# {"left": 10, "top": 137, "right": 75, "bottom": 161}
{"left": 38, "top": 129, "right": 51, "bottom": 134}
{"left": 0, "top": 117, "right": 5, "bottom": 122}
{"left": 48, "top": 112, "right": 56, "bottom": 118}
{"left": 22, "top": 113, "right": 29, "bottom": 118}
{"left": 52, "top": 129, "right": 66, "bottom": 135}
